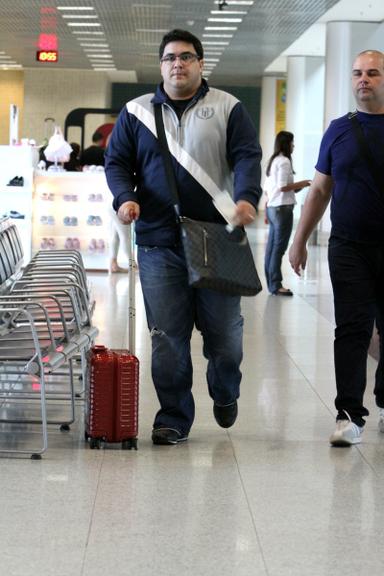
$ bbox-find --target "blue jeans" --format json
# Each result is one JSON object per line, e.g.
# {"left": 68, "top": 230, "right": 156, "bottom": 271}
{"left": 137, "top": 244, "right": 244, "bottom": 435}
{"left": 265, "top": 205, "right": 294, "bottom": 293}
{"left": 328, "top": 236, "right": 384, "bottom": 426}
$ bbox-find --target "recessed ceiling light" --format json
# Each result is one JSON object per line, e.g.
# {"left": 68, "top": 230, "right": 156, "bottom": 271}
{"left": 202, "top": 41, "right": 230, "bottom": 45}
{"left": 214, "top": 0, "right": 253, "bottom": 4}
{"left": 73, "top": 33, "right": 105, "bottom": 37}
{"left": 210, "top": 10, "right": 247, "bottom": 14}
{"left": 132, "top": 3, "right": 171, "bottom": 7}
{"left": 62, "top": 15, "right": 98, "bottom": 19}
{"left": 67, "top": 23, "right": 101, "bottom": 27}
{"left": 87, "top": 54, "right": 114, "bottom": 59}
{"left": 204, "top": 27, "right": 238, "bottom": 30}
{"left": 57, "top": 6, "right": 95, "bottom": 9}
{"left": 208, "top": 18, "right": 242, "bottom": 23}
{"left": 80, "top": 43, "right": 109, "bottom": 47}
{"left": 203, "top": 34, "right": 234, "bottom": 38}
{"left": 136, "top": 29, "right": 169, "bottom": 33}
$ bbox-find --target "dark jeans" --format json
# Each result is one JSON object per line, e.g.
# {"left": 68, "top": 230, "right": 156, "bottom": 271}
{"left": 137, "top": 244, "right": 244, "bottom": 435}
{"left": 328, "top": 236, "right": 384, "bottom": 426}
{"left": 265, "top": 204, "right": 294, "bottom": 293}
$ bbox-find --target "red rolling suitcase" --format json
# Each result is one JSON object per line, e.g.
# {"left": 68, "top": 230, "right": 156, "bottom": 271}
{"left": 85, "top": 224, "right": 139, "bottom": 450}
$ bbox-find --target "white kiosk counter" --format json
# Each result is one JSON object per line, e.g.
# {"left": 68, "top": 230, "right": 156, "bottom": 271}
{"left": 0, "top": 144, "right": 127, "bottom": 271}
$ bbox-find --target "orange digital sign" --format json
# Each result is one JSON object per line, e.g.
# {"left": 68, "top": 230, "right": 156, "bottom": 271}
{"left": 36, "top": 50, "right": 58, "bottom": 63}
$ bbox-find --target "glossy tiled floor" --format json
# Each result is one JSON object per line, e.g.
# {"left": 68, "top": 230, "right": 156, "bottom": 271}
{"left": 1, "top": 216, "right": 384, "bottom": 576}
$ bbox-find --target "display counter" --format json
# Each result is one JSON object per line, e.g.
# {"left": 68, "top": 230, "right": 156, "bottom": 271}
{"left": 1, "top": 145, "right": 126, "bottom": 271}
{"left": 33, "top": 170, "right": 119, "bottom": 270}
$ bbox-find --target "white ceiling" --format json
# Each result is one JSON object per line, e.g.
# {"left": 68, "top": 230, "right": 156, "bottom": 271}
{"left": 0, "top": 0, "right": 383, "bottom": 86}
{"left": 266, "top": 0, "right": 384, "bottom": 73}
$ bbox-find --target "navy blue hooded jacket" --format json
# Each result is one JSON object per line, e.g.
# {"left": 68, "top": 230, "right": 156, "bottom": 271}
{"left": 105, "top": 80, "right": 262, "bottom": 246}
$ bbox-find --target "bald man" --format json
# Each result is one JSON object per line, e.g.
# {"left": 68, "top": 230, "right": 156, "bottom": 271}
{"left": 289, "top": 50, "right": 384, "bottom": 446}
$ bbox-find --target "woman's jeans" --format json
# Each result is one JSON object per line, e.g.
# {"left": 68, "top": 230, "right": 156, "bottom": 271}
{"left": 137, "top": 244, "right": 244, "bottom": 435}
{"left": 265, "top": 204, "right": 294, "bottom": 294}
{"left": 328, "top": 236, "right": 384, "bottom": 426}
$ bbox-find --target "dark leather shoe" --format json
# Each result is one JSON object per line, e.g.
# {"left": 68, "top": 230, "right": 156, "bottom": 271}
{"left": 273, "top": 287, "right": 293, "bottom": 296}
{"left": 152, "top": 428, "right": 188, "bottom": 445}
{"left": 213, "top": 401, "right": 238, "bottom": 428}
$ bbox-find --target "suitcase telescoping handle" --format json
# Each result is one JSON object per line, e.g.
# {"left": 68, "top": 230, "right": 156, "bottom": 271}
{"left": 128, "top": 221, "right": 136, "bottom": 355}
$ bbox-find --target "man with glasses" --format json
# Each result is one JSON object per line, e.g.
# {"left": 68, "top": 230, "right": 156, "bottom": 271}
{"left": 105, "top": 29, "right": 262, "bottom": 445}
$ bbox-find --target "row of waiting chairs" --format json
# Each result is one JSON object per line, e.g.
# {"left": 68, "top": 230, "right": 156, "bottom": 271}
{"left": 0, "top": 217, "right": 98, "bottom": 459}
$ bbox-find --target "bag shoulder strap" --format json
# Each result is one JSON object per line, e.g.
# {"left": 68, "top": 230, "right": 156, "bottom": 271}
{"left": 154, "top": 103, "right": 236, "bottom": 225}
{"left": 348, "top": 111, "right": 384, "bottom": 194}
{"left": 154, "top": 104, "right": 181, "bottom": 216}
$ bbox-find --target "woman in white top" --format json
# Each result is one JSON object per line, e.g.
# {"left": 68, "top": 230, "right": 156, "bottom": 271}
{"left": 264, "top": 131, "right": 310, "bottom": 296}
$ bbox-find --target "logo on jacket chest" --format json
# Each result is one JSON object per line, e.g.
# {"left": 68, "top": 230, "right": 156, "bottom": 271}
{"left": 196, "top": 106, "right": 214, "bottom": 120}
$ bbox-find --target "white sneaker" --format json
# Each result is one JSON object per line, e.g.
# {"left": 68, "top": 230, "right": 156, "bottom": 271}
{"left": 329, "top": 417, "right": 363, "bottom": 446}
{"left": 378, "top": 408, "right": 384, "bottom": 433}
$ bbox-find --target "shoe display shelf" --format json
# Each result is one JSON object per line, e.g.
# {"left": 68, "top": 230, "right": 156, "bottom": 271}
{"left": 33, "top": 170, "right": 113, "bottom": 270}
{"left": 0, "top": 145, "right": 39, "bottom": 265}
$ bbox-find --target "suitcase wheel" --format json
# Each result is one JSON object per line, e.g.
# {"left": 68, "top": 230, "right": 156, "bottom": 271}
{"left": 122, "top": 438, "right": 138, "bottom": 451}
{"left": 89, "top": 437, "right": 102, "bottom": 449}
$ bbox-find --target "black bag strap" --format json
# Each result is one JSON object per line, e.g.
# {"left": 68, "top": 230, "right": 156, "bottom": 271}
{"left": 348, "top": 111, "right": 384, "bottom": 194}
{"left": 154, "top": 103, "right": 181, "bottom": 217}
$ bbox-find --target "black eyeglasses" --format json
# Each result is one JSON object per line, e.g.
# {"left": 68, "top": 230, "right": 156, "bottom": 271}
{"left": 160, "top": 52, "right": 200, "bottom": 65}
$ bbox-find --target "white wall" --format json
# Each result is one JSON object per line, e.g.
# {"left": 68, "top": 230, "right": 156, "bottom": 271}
{"left": 286, "top": 56, "right": 325, "bottom": 216}
{"left": 22, "top": 68, "right": 111, "bottom": 147}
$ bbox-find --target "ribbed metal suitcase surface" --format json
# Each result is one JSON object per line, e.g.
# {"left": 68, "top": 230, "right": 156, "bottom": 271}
{"left": 85, "top": 222, "right": 139, "bottom": 450}
{"left": 85, "top": 345, "right": 139, "bottom": 449}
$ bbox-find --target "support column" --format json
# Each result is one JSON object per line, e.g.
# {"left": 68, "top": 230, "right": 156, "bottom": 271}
{"left": 286, "top": 56, "right": 325, "bottom": 217}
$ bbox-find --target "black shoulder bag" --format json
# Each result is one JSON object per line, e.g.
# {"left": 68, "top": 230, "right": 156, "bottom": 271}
{"left": 154, "top": 103, "right": 262, "bottom": 297}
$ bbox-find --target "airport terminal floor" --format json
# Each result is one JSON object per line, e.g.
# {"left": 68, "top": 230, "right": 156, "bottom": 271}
{"left": 1, "top": 214, "right": 384, "bottom": 576}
